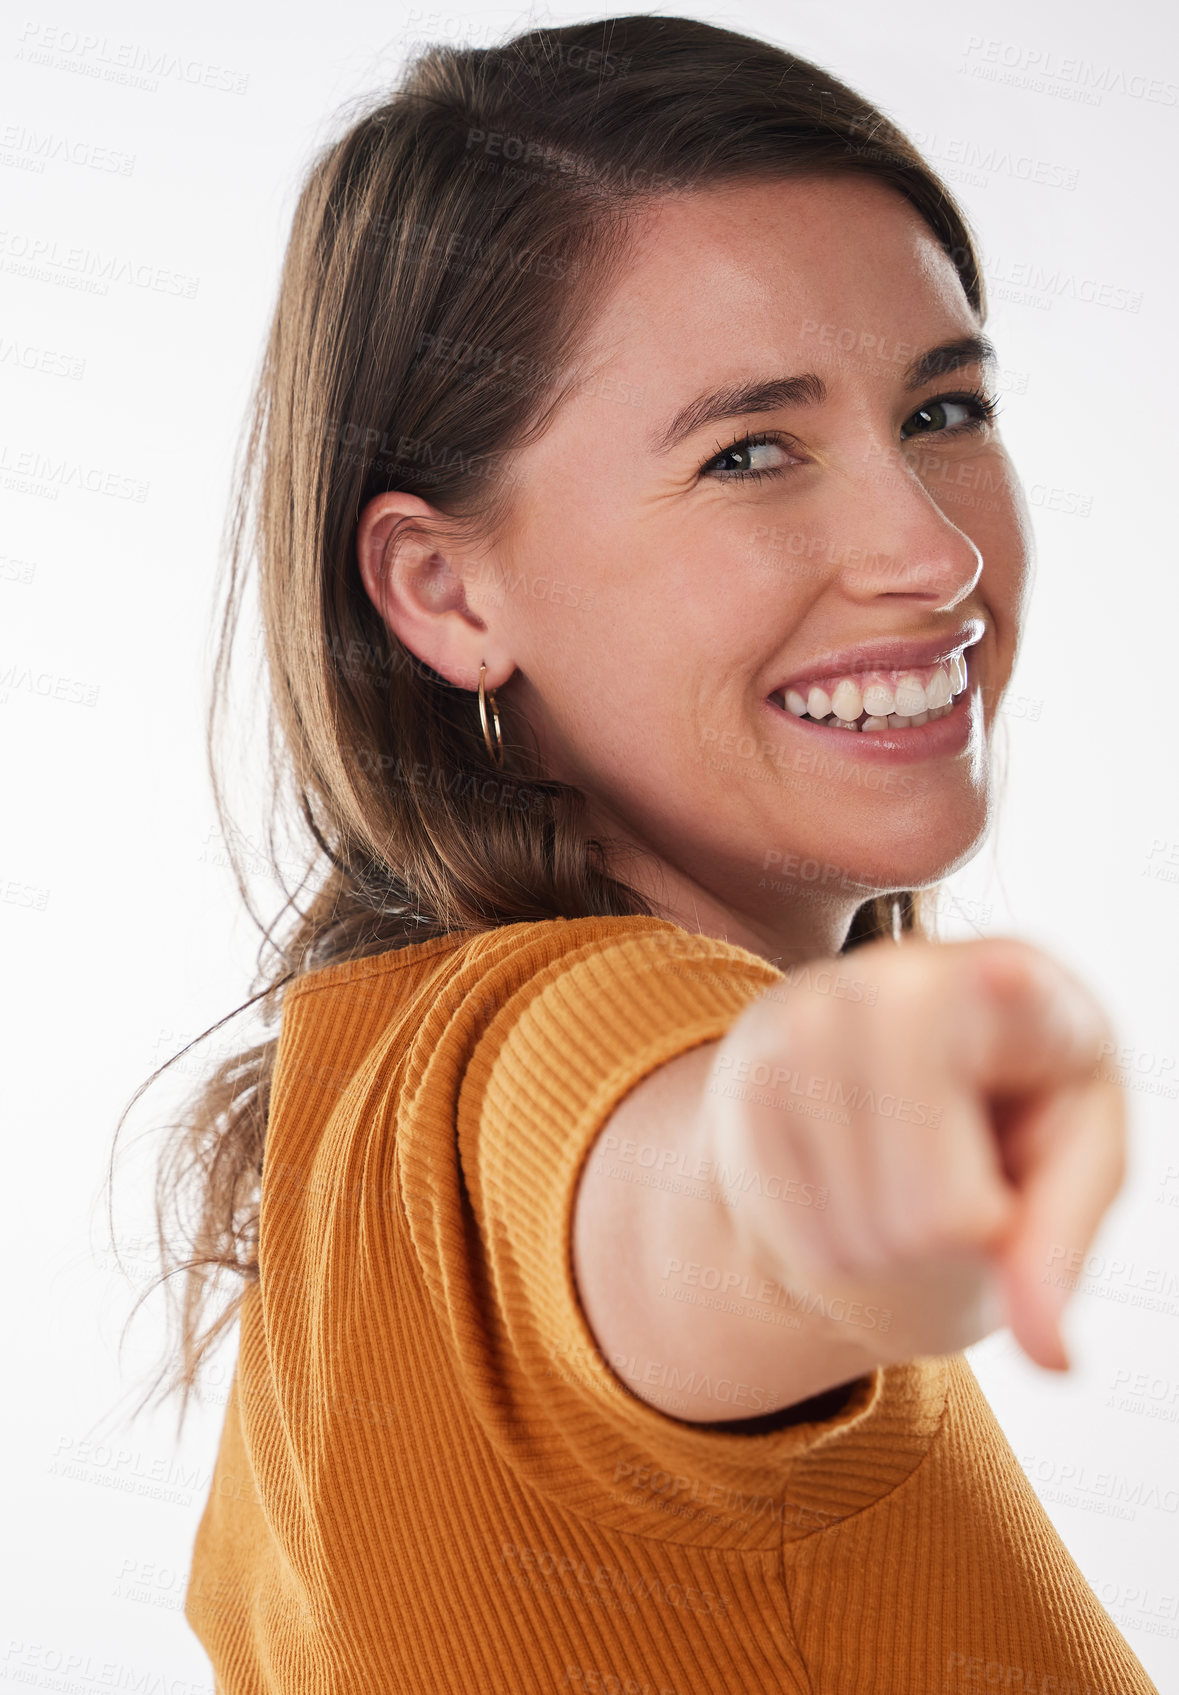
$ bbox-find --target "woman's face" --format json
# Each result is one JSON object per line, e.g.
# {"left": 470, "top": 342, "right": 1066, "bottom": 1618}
{"left": 379, "top": 174, "right": 1032, "bottom": 961}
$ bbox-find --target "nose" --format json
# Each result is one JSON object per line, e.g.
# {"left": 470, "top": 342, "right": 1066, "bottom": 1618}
{"left": 830, "top": 440, "right": 984, "bottom": 606}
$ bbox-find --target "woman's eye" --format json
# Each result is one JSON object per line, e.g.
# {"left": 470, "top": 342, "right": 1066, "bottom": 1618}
{"left": 901, "top": 391, "right": 998, "bottom": 441}
{"left": 700, "top": 431, "right": 793, "bottom": 483}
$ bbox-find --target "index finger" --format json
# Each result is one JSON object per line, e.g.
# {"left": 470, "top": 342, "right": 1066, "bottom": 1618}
{"left": 996, "top": 1073, "right": 1128, "bottom": 1372}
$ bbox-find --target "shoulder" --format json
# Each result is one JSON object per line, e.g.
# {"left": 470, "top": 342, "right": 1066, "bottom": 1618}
{"left": 271, "top": 913, "right": 783, "bottom": 1122}
{"left": 280, "top": 913, "right": 746, "bottom": 1010}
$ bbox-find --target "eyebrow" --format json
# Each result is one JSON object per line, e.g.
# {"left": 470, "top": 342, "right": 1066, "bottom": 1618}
{"left": 647, "top": 334, "right": 999, "bottom": 456}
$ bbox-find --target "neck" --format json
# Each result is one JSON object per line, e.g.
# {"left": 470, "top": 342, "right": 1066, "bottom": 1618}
{"left": 595, "top": 834, "right": 865, "bottom": 968}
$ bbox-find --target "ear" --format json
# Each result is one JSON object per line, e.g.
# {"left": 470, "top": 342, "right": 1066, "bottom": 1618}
{"left": 355, "top": 491, "right": 514, "bottom": 691}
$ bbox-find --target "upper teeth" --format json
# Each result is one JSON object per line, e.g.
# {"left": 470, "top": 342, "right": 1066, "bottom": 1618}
{"left": 780, "top": 653, "right": 969, "bottom": 729}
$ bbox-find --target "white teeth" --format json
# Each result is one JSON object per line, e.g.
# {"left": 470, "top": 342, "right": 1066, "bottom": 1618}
{"left": 925, "top": 666, "right": 952, "bottom": 711}
{"left": 830, "top": 678, "right": 863, "bottom": 721}
{"left": 893, "top": 673, "right": 928, "bottom": 716}
{"left": 777, "top": 649, "right": 974, "bottom": 731}
{"left": 861, "top": 681, "right": 896, "bottom": 717}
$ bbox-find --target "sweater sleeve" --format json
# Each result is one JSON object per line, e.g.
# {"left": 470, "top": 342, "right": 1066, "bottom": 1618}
{"left": 395, "top": 917, "right": 916, "bottom": 1550}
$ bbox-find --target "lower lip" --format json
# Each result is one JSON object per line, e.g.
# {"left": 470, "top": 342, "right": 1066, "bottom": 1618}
{"left": 762, "top": 673, "right": 977, "bottom": 763}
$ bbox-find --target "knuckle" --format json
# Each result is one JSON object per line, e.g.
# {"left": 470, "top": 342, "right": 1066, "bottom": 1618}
{"left": 839, "top": 1226, "right": 894, "bottom": 1276}
{"left": 922, "top": 1191, "right": 1005, "bottom": 1257}
{"left": 958, "top": 934, "right": 1054, "bottom": 1005}
{"left": 866, "top": 1191, "right": 938, "bottom": 1263}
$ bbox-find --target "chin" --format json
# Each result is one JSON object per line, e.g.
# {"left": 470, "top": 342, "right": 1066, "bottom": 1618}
{"left": 830, "top": 819, "right": 989, "bottom": 895}
{"left": 787, "top": 786, "right": 990, "bottom": 889}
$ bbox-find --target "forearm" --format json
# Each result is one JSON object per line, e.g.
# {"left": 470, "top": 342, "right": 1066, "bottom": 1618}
{"left": 572, "top": 1037, "right": 890, "bottom": 1425}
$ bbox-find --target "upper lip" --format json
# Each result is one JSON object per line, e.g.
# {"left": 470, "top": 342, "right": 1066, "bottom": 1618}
{"left": 772, "top": 621, "right": 985, "bottom": 694}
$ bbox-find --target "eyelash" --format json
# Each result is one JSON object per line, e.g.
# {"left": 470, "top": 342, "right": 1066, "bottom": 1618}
{"left": 701, "top": 387, "right": 1002, "bottom": 484}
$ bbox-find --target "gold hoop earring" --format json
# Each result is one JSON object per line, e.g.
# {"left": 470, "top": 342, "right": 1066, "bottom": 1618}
{"left": 478, "top": 663, "right": 504, "bottom": 768}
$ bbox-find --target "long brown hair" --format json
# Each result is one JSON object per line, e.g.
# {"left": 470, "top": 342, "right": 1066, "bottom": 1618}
{"left": 108, "top": 13, "right": 988, "bottom": 1432}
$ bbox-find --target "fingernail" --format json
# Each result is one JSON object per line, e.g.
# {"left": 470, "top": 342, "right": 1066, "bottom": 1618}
{"left": 1046, "top": 1328, "right": 1071, "bottom": 1373}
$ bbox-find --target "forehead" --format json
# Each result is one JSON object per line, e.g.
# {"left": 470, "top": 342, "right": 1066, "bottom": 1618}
{"left": 578, "top": 174, "right": 976, "bottom": 377}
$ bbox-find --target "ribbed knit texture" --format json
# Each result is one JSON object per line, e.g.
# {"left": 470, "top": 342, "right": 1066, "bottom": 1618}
{"left": 185, "top": 915, "right": 1160, "bottom": 1693}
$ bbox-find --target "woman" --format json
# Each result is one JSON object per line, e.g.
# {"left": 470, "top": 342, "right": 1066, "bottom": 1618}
{"left": 131, "top": 14, "right": 1157, "bottom": 1691}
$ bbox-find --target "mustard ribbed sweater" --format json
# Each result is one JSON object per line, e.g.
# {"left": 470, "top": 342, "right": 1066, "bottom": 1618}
{"left": 185, "top": 915, "right": 1159, "bottom": 1693}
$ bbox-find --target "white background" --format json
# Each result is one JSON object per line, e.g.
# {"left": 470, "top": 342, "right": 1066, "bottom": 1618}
{"left": 2, "top": 0, "right": 1176, "bottom": 1687}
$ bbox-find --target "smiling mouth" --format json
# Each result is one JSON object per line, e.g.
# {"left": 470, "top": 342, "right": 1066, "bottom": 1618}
{"left": 769, "top": 653, "right": 970, "bottom": 732}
